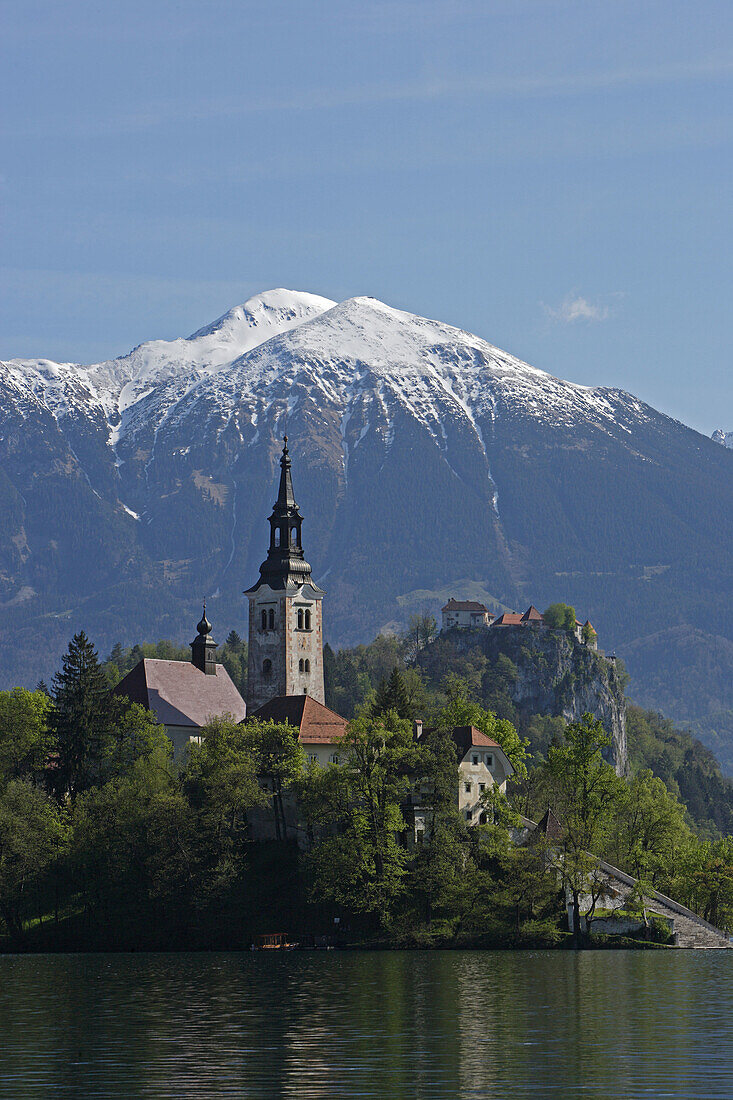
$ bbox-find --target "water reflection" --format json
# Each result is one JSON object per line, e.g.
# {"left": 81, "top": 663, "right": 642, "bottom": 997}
{"left": 0, "top": 951, "right": 731, "bottom": 1098}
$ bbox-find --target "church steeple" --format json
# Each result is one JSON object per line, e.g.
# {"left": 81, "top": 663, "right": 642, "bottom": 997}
{"left": 244, "top": 435, "right": 326, "bottom": 711}
{"left": 191, "top": 602, "right": 217, "bottom": 674}
{"left": 247, "top": 437, "right": 320, "bottom": 592}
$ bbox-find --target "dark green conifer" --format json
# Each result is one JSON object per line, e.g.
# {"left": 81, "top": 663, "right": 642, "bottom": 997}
{"left": 49, "top": 631, "right": 115, "bottom": 800}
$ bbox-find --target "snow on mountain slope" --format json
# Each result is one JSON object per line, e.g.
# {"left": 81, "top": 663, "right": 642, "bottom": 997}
{"left": 2, "top": 289, "right": 336, "bottom": 454}
{"left": 712, "top": 428, "right": 733, "bottom": 449}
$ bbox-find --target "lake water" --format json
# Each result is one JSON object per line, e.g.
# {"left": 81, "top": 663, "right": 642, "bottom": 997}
{"left": 0, "top": 950, "right": 731, "bottom": 1098}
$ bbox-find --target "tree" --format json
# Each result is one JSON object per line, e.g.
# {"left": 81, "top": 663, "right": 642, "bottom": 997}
{"left": 50, "top": 632, "right": 117, "bottom": 800}
{"left": 607, "top": 769, "right": 691, "bottom": 889}
{"left": 677, "top": 836, "right": 733, "bottom": 931}
{"left": 0, "top": 779, "right": 67, "bottom": 945}
{"left": 542, "top": 714, "right": 626, "bottom": 941}
{"left": 0, "top": 688, "right": 53, "bottom": 783}
{"left": 401, "top": 613, "right": 438, "bottom": 664}
{"left": 225, "top": 630, "right": 243, "bottom": 650}
{"left": 303, "top": 712, "right": 418, "bottom": 927}
{"left": 244, "top": 720, "right": 304, "bottom": 841}
{"left": 543, "top": 603, "right": 577, "bottom": 634}
{"left": 371, "top": 667, "right": 410, "bottom": 719}
{"left": 435, "top": 681, "right": 529, "bottom": 779}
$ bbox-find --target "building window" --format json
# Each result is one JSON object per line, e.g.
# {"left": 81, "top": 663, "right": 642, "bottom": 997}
{"left": 304, "top": 609, "right": 311, "bottom": 630}
{"left": 485, "top": 754, "right": 493, "bottom": 767}
{"left": 330, "top": 753, "right": 340, "bottom": 764}
{"left": 472, "top": 754, "right": 479, "bottom": 766}
{"left": 304, "top": 658, "right": 310, "bottom": 673}
{"left": 261, "top": 609, "right": 267, "bottom": 631}
{"left": 309, "top": 753, "right": 317, "bottom": 764}
{"left": 297, "top": 609, "right": 304, "bottom": 629}
{"left": 274, "top": 529, "right": 280, "bottom": 547}
{"left": 262, "top": 658, "right": 272, "bottom": 680}
{"left": 268, "top": 608, "right": 275, "bottom": 630}
{"left": 479, "top": 782, "right": 486, "bottom": 793}
{"left": 465, "top": 808, "right": 472, "bottom": 820}
{"left": 291, "top": 525, "right": 298, "bottom": 544}
{"left": 464, "top": 782, "right": 471, "bottom": 793}
{"left": 299, "top": 658, "right": 304, "bottom": 672}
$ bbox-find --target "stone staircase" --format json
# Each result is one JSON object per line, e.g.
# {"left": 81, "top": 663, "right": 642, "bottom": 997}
{"left": 597, "top": 860, "right": 731, "bottom": 949}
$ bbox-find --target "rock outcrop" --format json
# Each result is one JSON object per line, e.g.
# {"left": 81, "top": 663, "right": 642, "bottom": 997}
{"left": 425, "top": 625, "right": 628, "bottom": 774}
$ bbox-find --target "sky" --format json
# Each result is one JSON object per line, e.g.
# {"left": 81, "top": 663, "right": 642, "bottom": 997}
{"left": 1, "top": 0, "right": 732, "bottom": 435}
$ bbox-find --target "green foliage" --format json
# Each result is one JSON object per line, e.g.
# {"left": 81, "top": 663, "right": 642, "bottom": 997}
{"left": 0, "top": 688, "right": 53, "bottom": 783}
{"left": 626, "top": 704, "right": 733, "bottom": 836}
{"left": 301, "top": 712, "right": 418, "bottom": 927}
{"left": 243, "top": 720, "right": 304, "bottom": 841}
{"left": 675, "top": 836, "right": 733, "bottom": 931}
{"left": 50, "top": 632, "right": 118, "bottom": 800}
{"left": 0, "top": 779, "right": 67, "bottom": 944}
{"left": 371, "top": 667, "right": 410, "bottom": 719}
{"left": 435, "top": 679, "right": 529, "bottom": 779}
{"left": 543, "top": 603, "right": 577, "bottom": 633}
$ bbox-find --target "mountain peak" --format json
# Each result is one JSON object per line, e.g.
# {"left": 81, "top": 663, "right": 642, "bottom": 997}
{"left": 188, "top": 288, "right": 336, "bottom": 344}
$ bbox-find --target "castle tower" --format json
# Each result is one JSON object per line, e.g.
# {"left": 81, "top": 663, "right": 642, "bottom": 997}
{"left": 190, "top": 603, "right": 217, "bottom": 674}
{"left": 245, "top": 437, "right": 325, "bottom": 710}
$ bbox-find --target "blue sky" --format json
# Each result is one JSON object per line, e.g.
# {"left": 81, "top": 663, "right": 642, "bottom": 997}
{"left": 2, "top": 0, "right": 731, "bottom": 434}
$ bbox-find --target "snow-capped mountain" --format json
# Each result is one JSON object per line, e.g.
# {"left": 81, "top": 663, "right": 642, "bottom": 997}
{"left": 712, "top": 428, "right": 733, "bottom": 449}
{"left": 1, "top": 289, "right": 732, "bottom": 763}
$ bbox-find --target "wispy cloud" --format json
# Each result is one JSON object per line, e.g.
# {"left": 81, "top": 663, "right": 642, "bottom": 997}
{"left": 4, "top": 52, "right": 733, "bottom": 140}
{"left": 543, "top": 293, "right": 613, "bottom": 323}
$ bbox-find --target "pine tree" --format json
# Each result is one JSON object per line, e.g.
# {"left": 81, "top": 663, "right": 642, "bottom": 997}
{"left": 225, "top": 630, "right": 242, "bottom": 650}
{"left": 386, "top": 667, "right": 410, "bottom": 719}
{"left": 372, "top": 667, "right": 410, "bottom": 719}
{"left": 49, "top": 632, "right": 116, "bottom": 800}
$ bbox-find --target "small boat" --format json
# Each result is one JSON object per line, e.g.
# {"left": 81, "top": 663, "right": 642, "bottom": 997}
{"left": 253, "top": 932, "right": 298, "bottom": 950}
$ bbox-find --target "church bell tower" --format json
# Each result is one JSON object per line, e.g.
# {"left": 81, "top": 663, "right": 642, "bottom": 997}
{"left": 245, "top": 437, "right": 325, "bottom": 711}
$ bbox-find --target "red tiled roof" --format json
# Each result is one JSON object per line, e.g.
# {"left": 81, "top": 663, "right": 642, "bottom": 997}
{"left": 247, "top": 695, "right": 348, "bottom": 745}
{"left": 442, "top": 599, "right": 489, "bottom": 612}
{"left": 491, "top": 612, "right": 523, "bottom": 625}
{"left": 114, "top": 658, "right": 246, "bottom": 728}
{"left": 521, "top": 605, "right": 544, "bottom": 622}
{"left": 450, "top": 725, "right": 500, "bottom": 751}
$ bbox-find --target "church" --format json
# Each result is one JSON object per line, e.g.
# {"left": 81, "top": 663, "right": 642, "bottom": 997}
{"left": 114, "top": 437, "right": 512, "bottom": 819}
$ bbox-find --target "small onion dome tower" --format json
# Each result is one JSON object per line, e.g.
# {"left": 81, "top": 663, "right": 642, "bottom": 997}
{"left": 191, "top": 602, "right": 217, "bottom": 675}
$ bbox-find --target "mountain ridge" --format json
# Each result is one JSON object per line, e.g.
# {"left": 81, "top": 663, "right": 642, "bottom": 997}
{"left": 1, "top": 289, "right": 731, "bottom": 766}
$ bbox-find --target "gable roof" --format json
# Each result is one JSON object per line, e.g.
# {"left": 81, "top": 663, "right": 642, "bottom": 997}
{"left": 114, "top": 658, "right": 246, "bottom": 728}
{"left": 521, "top": 605, "right": 544, "bottom": 622}
{"left": 247, "top": 695, "right": 348, "bottom": 745}
{"left": 491, "top": 612, "right": 523, "bottom": 626}
{"left": 442, "top": 599, "right": 489, "bottom": 612}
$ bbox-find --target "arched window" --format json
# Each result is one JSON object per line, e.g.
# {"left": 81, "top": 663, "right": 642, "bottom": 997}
{"left": 291, "top": 525, "right": 298, "bottom": 545}
{"left": 262, "top": 658, "right": 272, "bottom": 680}
{"left": 297, "top": 609, "right": 303, "bottom": 630}
{"left": 261, "top": 609, "right": 267, "bottom": 631}
{"left": 304, "top": 609, "right": 311, "bottom": 630}
{"left": 274, "top": 529, "right": 280, "bottom": 547}
{"left": 298, "top": 658, "right": 304, "bottom": 672}
{"left": 304, "top": 658, "right": 310, "bottom": 673}
{"left": 268, "top": 608, "right": 275, "bottom": 630}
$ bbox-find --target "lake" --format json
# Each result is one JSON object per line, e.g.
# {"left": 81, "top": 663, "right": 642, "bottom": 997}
{"left": 0, "top": 950, "right": 731, "bottom": 1098}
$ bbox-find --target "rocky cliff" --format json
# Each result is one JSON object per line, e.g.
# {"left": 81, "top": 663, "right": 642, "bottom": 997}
{"left": 419, "top": 626, "right": 628, "bottom": 774}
